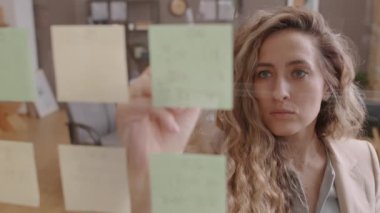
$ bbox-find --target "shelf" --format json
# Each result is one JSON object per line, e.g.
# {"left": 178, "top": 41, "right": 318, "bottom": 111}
{"left": 87, "top": 0, "right": 158, "bottom": 75}
{"left": 126, "top": 0, "right": 158, "bottom": 4}
{"left": 127, "top": 21, "right": 150, "bottom": 31}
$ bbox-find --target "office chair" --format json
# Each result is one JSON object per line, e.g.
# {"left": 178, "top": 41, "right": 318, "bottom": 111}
{"left": 66, "top": 103, "right": 120, "bottom": 146}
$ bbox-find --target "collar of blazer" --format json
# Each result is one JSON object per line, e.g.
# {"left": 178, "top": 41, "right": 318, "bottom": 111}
{"left": 325, "top": 137, "right": 371, "bottom": 213}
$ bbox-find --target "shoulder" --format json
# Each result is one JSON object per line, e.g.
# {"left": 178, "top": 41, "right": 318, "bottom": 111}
{"left": 328, "top": 138, "right": 380, "bottom": 208}
{"left": 329, "top": 136, "right": 380, "bottom": 174}
{"left": 328, "top": 137, "right": 379, "bottom": 175}
{"left": 329, "top": 137, "right": 378, "bottom": 160}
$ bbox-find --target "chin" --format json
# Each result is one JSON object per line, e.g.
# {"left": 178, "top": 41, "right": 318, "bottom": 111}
{"left": 267, "top": 125, "right": 300, "bottom": 137}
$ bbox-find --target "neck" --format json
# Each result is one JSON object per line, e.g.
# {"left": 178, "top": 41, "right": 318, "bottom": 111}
{"left": 282, "top": 129, "right": 326, "bottom": 171}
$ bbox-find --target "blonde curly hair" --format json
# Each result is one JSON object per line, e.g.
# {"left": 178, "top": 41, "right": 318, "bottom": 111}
{"left": 213, "top": 7, "right": 366, "bottom": 212}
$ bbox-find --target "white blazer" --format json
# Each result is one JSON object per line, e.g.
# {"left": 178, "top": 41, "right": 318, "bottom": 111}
{"left": 326, "top": 138, "right": 380, "bottom": 213}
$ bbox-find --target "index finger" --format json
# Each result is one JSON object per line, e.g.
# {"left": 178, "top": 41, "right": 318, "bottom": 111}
{"left": 129, "top": 67, "right": 152, "bottom": 98}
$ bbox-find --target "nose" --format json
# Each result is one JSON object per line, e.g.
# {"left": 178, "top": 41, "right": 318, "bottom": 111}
{"left": 272, "top": 77, "right": 290, "bottom": 101}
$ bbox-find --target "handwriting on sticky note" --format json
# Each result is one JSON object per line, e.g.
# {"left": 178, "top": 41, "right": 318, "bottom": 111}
{"left": 51, "top": 25, "right": 128, "bottom": 103}
{"left": 58, "top": 145, "right": 130, "bottom": 213}
{"left": 0, "top": 140, "right": 39, "bottom": 207}
{"left": 149, "top": 24, "right": 233, "bottom": 109}
{"left": 0, "top": 28, "right": 37, "bottom": 101}
{"left": 149, "top": 153, "right": 226, "bottom": 213}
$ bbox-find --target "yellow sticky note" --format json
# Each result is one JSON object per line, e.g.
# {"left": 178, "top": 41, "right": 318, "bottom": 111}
{"left": 0, "top": 140, "right": 39, "bottom": 207}
{"left": 58, "top": 145, "right": 130, "bottom": 213}
{"left": 51, "top": 25, "right": 129, "bottom": 103}
{"left": 149, "top": 153, "right": 226, "bottom": 213}
{"left": 149, "top": 24, "right": 233, "bottom": 109}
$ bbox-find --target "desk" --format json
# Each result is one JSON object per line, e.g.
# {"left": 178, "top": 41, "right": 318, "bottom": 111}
{"left": 0, "top": 110, "right": 81, "bottom": 213}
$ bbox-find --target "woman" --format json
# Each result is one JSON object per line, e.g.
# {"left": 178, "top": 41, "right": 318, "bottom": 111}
{"left": 117, "top": 7, "right": 380, "bottom": 213}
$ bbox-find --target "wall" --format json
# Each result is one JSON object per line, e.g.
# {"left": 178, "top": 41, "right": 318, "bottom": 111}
{"left": 368, "top": 0, "right": 380, "bottom": 90}
{"left": 34, "top": 0, "right": 77, "bottom": 94}
{"left": 320, "top": 0, "right": 373, "bottom": 72}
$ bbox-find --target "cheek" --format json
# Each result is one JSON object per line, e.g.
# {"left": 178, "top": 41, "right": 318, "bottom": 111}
{"left": 293, "top": 83, "right": 324, "bottom": 119}
{"left": 295, "top": 81, "right": 324, "bottom": 105}
{"left": 253, "top": 84, "right": 272, "bottom": 104}
{"left": 253, "top": 93, "right": 271, "bottom": 118}
{"left": 296, "top": 97, "right": 322, "bottom": 118}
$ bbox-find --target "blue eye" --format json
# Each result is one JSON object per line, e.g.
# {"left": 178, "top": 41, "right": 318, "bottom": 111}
{"left": 292, "top": 70, "right": 308, "bottom": 78}
{"left": 256, "top": 70, "right": 272, "bottom": 79}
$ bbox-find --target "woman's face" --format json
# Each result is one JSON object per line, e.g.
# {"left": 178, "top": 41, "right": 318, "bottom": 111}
{"left": 253, "top": 30, "right": 326, "bottom": 138}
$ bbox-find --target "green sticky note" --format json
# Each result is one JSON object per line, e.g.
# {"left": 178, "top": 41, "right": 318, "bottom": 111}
{"left": 149, "top": 24, "right": 233, "bottom": 109}
{"left": 149, "top": 153, "right": 226, "bottom": 213}
{"left": 0, "top": 28, "right": 37, "bottom": 101}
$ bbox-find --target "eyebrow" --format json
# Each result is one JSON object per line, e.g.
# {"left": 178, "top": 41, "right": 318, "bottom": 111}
{"left": 287, "top": 60, "right": 310, "bottom": 67}
{"left": 254, "top": 60, "right": 311, "bottom": 69}
{"left": 255, "top": 63, "right": 273, "bottom": 69}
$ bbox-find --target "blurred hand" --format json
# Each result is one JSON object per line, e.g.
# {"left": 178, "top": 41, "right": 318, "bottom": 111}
{"left": 117, "top": 67, "right": 201, "bottom": 169}
{"left": 116, "top": 67, "right": 201, "bottom": 212}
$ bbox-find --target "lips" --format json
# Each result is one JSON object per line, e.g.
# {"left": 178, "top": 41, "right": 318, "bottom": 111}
{"left": 270, "top": 110, "right": 295, "bottom": 114}
{"left": 269, "top": 110, "right": 295, "bottom": 119}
